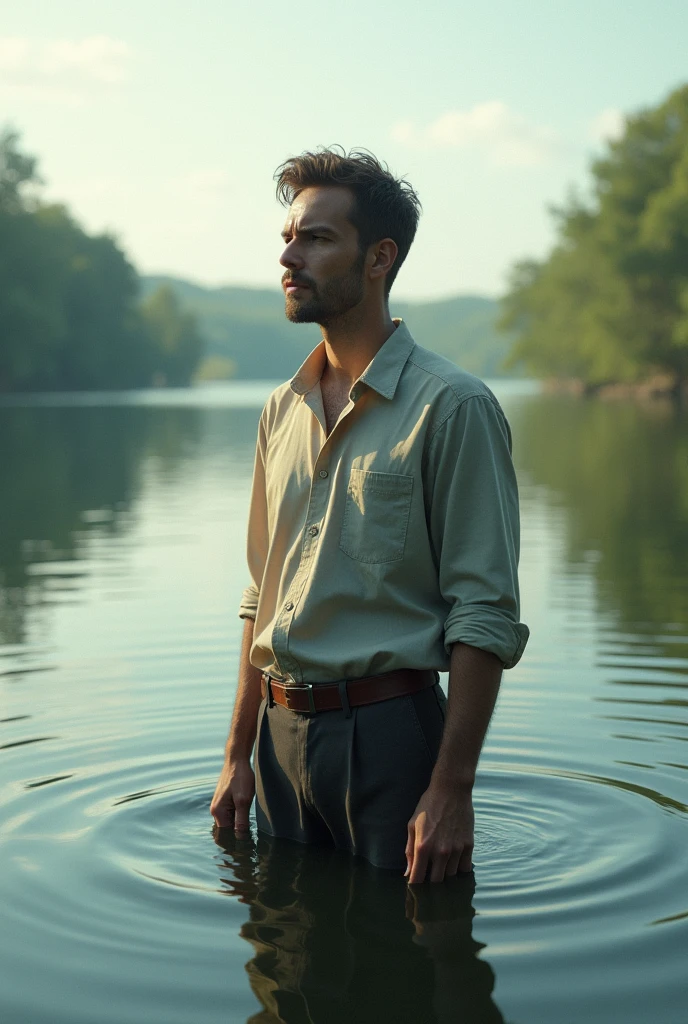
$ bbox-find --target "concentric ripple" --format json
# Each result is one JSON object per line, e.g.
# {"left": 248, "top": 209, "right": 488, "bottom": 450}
{"left": 472, "top": 765, "right": 687, "bottom": 944}
{"left": 0, "top": 754, "right": 259, "bottom": 1024}
{"left": 3, "top": 752, "right": 686, "bottom": 950}
{"left": 2, "top": 732, "right": 688, "bottom": 1024}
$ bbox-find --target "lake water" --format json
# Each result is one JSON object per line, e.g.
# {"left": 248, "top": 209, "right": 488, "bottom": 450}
{"left": 1, "top": 380, "right": 686, "bottom": 1024}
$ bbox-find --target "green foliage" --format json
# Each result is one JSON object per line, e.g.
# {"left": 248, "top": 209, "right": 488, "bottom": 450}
{"left": 0, "top": 127, "right": 41, "bottom": 214}
{"left": 501, "top": 84, "right": 688, "bottom": 390}
{"left": 0, "top": 130, "right": 205, "bottom": 392}
{"left": 193, "top": 355, "right": 237, "bottom": 382}
{"left": 140, "top": 285, "right": 205, "bottom": 386}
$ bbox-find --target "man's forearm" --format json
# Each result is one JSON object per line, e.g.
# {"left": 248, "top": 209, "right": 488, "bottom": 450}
{"left": 224, "top": 617, "right": 263, "bottom": 762}
{"left": 431, "top": 641, "right": 503, "bottom": 791}
{"left": 406, "top": 642, "right": 503, "bottom": 881}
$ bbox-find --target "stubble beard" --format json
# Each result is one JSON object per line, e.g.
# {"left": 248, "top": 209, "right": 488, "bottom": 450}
{"left": 284, "top": 253, "right": 366, "bottom": 327}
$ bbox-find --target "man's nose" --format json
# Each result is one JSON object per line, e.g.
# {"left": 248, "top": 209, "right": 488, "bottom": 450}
{"left": 279, "top": 240, "right": 304, "bottom": 270}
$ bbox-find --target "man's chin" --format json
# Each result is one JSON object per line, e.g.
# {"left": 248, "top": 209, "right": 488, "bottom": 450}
{"left": 285, "top": 297, "right": 321, "bottom": 324}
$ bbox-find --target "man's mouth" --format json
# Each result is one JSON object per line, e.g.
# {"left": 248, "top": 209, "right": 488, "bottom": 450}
{"left": 283, "top": 279, "right": 310, "bottom": 294}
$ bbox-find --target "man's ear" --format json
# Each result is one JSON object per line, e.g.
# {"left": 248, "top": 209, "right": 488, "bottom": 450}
{"left": 368, "top": 238, "right": 398, "bottom": 283}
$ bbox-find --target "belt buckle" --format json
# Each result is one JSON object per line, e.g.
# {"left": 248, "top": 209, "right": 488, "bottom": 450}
{"left": 286, "top": 682, "right": 316, "bottom": 714}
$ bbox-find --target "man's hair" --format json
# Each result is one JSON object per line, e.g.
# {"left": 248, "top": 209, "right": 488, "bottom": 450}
{"left": 274, "top": 146, "right": 421, "bottom": 295}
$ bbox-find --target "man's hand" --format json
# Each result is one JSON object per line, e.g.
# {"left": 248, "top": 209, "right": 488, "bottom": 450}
{"left": 210, "top": 758, "right": 255, "bottom": 834}
{"left": 404, "top": 642, "right": 501, "bottom": 883}
{"left": 405, "top": 782, "right": 474, "bottom": 884}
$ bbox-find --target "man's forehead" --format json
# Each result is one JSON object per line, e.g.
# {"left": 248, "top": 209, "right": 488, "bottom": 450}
{"left": 283, "top": 185, "right": 354, "bottom": 231}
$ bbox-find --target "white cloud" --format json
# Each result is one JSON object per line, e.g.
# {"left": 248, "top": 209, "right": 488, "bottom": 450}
{"left": 589, "top": 107, "right": 625, "bottom": 144}
{"left": 0, "top": 35, "right": 132, "bottom": 101}
{"left": 391, "top": 101, "right": 558, "bottom": 167}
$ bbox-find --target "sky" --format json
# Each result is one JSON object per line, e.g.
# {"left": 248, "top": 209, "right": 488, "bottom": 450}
{"left": 2, "top": 0, "right": 688, "bottom": 300}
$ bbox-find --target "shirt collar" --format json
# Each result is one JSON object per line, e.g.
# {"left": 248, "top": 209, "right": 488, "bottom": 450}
{"left": 289, "top": 340, "right": 327, "bottom": 396}
{"left": 289, "top": 318, "right": 416, "bottom": 401}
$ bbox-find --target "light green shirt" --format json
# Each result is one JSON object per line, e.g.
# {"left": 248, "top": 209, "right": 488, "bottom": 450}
{"left": 239, "top": 319, "right": 529, "bottom": 682}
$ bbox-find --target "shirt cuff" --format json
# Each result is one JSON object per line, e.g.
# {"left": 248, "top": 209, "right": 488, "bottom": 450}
{"left": 239, "top": 583, "right": 260, "bottom": 620}
{"left": 444, "top": 607, "right": 529, "bottom": 669}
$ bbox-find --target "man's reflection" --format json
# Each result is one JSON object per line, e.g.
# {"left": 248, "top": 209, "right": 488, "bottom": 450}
{"left": 214, "top": 828, "right": 504, "bottom": 1024}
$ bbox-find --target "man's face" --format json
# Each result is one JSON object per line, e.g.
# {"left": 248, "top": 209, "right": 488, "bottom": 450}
{"left": 279, "top": 186, "right": 366, "bottom": 325}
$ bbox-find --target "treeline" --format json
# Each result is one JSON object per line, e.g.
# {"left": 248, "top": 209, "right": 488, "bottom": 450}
{"left": 0, "top": 130, "right": 204, "bottom": 392}
{"left": 500, "top": 84, "right": 688, "bottom": 395}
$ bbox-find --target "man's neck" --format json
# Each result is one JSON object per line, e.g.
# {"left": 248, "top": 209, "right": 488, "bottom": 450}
{"left": 319, "top": 303, "right": 397, "bottom": 390}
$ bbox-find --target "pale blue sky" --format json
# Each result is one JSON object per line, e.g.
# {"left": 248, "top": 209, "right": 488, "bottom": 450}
{"left": 2, "top": 0, "right": 687, "bottom": 298}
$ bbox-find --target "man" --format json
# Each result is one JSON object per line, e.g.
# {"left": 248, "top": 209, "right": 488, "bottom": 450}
{"left": 211, "top": 147, "right": 529, "bottom": 883}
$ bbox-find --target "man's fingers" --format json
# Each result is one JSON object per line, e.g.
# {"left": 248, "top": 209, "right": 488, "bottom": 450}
{"left": 212, "top": 809, "right": 235, "bottom": 829}
{"left": 429, "top": 850, "right": 450, "bottom": 883}
{"left": 210, "top": 794, "right": 235, "bottom": 829}
{"left": 445, "top": 850, "right": 462, "bottom": 877}
{"left": 404, "top": 822, "right": 416, "bottom": 877}
{"left": 210, "top": 763, "right": 255, "bottom": 832}
{"left": 233, "top": 798, "right": 251, "bottom": 834}
{"left": 408, "top": 840, "right": 430, "bottom": 884}
{"left": 458, "top": 844, "right": 474, "bottom": 873}
{"left": 408, "top": 841, "right": 471, "bottom": 883}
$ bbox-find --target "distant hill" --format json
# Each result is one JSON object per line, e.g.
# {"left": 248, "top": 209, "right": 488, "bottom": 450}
{"left": 395, "top": 294, "right": 518, "bottom": 379}
{"left": 141, "top": 276, "right": 518, "bottom": 381}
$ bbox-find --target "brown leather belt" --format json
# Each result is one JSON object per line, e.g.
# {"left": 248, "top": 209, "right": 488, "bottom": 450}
{"left": 261, "top": 668, "right": 437, "bottom": 714}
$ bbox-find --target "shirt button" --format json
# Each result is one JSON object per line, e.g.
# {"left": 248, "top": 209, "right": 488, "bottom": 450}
{"left": 309, "top": 525, "right": 319, "bottom": 536}
{"left": 319, "top": 470, "right": 328, "bottom": 479}
{"left": 285, "top": 601, "right": 294, "bottom": 611}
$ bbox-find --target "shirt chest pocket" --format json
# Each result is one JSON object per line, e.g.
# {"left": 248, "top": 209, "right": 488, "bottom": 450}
{"left": 339, "top": 468, "right": 414, "bottom": 564}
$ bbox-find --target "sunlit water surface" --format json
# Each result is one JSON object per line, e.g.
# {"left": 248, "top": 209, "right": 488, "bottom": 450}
{"left": 1, "top": 381, "right": 687, "bottom": 1023}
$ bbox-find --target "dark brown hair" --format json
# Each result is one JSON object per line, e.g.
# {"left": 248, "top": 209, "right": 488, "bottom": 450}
{"left": 274, "top": 146, "right": 421, "bottom": 294}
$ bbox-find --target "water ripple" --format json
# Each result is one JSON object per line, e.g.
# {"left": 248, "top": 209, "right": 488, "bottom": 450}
{"left": 2, "top": 752, "right": 686, "bottom": 961}
{"left": 473, "top": 765, "right": 687, "bottom": 945}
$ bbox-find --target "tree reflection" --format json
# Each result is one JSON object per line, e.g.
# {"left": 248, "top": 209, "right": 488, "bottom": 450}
{"left": 213, "top": 829, "right": 504, "bottom": 1024}
{"left": 510, "top": 395, "right": 688, "bottom": 639}
{"left": 0, "top": 403, "right": 202, "bottom": 644}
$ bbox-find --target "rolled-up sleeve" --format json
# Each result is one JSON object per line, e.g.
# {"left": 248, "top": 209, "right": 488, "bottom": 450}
{"left": 238, "top": 410, "right": 269, "bottom": 621}
{"left": 238, "top": 583, "right": 260, "bottom": 621}
{"left": 427, "top": 394, "right": 529, "bottom": 669}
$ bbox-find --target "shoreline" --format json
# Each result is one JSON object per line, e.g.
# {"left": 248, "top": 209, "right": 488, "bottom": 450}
{"left": 542, "top": 374, "right": 687, "bottom": 402}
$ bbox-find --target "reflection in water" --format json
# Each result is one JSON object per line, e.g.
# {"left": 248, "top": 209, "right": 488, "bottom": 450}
{"left": 214, "top": 830, "right": 503, "bottom": 1024}
{"left": 509, "top": 394, "right": 688, "bottom": 807}
{"left": 0, "top": 402, "right": 262, "bottom": 645}
{"left": 0, "top": 404, "right": 198, "bottom": 643}
{"left": 509, "top": 395, "right": 688, "bottom": 643}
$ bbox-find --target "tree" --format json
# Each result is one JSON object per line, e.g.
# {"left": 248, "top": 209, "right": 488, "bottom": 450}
{"left": 0, "top": 131, "right": 64, "bottom": 389}
{"left": 0, "top": 129, "right": 205, "bottom": 391}
{"left": 501, "top": 84, "right": 688, "bottom": 393}
{"left": 0, "top": 127, "right": 41, "bottom": 214}
{"left": 141, "top": 285, "right": 205, "bottom": 386}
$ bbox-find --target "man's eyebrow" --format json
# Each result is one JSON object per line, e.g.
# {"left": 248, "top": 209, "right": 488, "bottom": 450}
{"left": 281, "top": 223, "right": 337, "bottom": 239}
